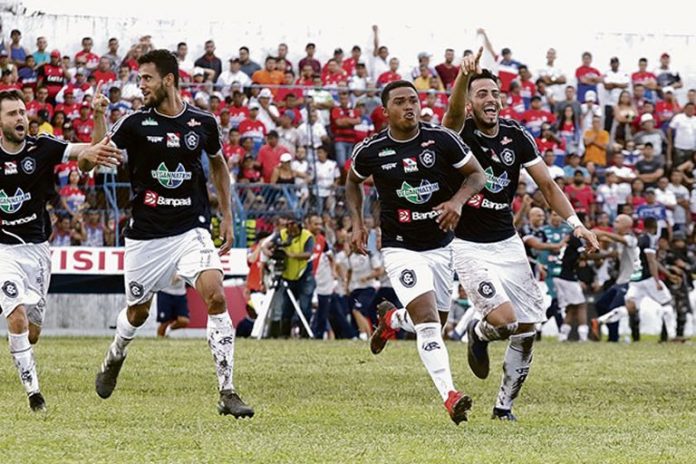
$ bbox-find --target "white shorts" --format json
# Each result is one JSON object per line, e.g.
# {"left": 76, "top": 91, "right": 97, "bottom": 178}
{"left": 0, "top": 242, "right": 50, "bottom": 326}
{"left": 453, "top": 235, "right": 545, "bottom": 324}
{"left": 553, "top": 278, "right": 585, "bottom": 310}
{"left": 125, "top": 228, "right": 223, "bottom": 306}
{"left": 626, "top": 278, "right": 672, "bottom": 306}
{"left": 381, "top": 245, "right": 454, "bottom": 312}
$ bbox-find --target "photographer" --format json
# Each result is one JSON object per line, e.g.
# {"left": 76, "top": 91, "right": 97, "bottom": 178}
{"left": 263, "top": 216, "right": 316, "bottom": 338}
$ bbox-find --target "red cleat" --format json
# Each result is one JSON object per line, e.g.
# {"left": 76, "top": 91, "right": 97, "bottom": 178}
{"left": 444, "top": 390, "right": 472, "bottom": 425}
{"left": 370, "top": 300, "right": 397, "bottom": 355}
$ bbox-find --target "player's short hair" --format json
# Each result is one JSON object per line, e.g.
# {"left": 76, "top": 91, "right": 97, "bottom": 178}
{"left": 380, "top": 80, "right": 418, "bottom": 107}
{"left": 138, "top": 49, "right": 180, "bottom": 88}
{"left": 467, "top": 69, "right": 498, "bottom": 92}
{"left": 239, "top": 46, "right": 250, "bottom": 53}
{"left": 0, "top": 89, "right": 24, "bottom": 111}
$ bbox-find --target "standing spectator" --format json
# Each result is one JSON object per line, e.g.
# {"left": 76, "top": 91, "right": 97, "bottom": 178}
{"left": 0, "top": 49, "right": 17, "bottom": 81}
{"left": 33, "top": 86, "right": 53, "bottom": 119}
{"left": 224, "top": 127, "right": 245, "bottom": 166}
{"left": 0, "top": 69, "right": 20, "bottom": 91}
{"left": 111, "top": 64, "right": 140, "bottom": 102}
{"left": 238, "top": 46, "right": 261, "bottom": 78}
{"left": 33, "top": 36, "right": 49, "bottom": 66}
{"left": 555, "top": 85, "right": 581, "bottom": 126}
{"left": 194, "top": 40, "right": 222, "bottom": 82}
{"left": 631, "top": 83, "right": 647, "bottom": 113}
{"left": 256, "top": 88, "right": 281, "bottom": 132}
{"left": 518, "top": 65, "right": 536, "bottom": 110}
{"left": 92, "top": 57, "right": 116, "bottom": 86}
{"left": 175, "top": 42, "right": 194, "bottom": 76}
{"left": 478, "top": 28, "right": 521, "bottom": 93}
{"left": 654, "top": 53, "right": 683, "bottom": 94}
{"left": 535, "top": 123, "right": 565, "bottom": 157}
{"left": 655, "top": 87, "right": 680, "bottom": 131}
{"left": 107, "top": 86, "right": 132, "bottom": 115}
{"left": 270, "top": 152, "right": 297, "bottom": 185}
{"left": 102, "top": 37, "right": 121, "bottom": 72}
{"left": 636, "top": 143, "right": 664, "bottom": 189}
{"left": 314, "top": 146, "right": 340, "bottom": 213}
{"left": 75, "top": 37, "right": 100, "bottom": 71}
{"left": 298, "top": 42, "right": 321, "bottom": 76}
{"left": 370, "top": 25, "right": 390, "bottom": 81}
{"left": 7, "top": 29, "right": 29, "bottom": 66}
{"left": 81, "top": 209, "right": 106, "bottom": 247}
{"left": 218, "top": 57, "right": 251, "bottom": 96}
{"left": 564, "top": 169, "right": 595, "bottom": 215}
{"left": 59, "top": 170, "right": 86, "bottom": 217}
{"left": 330, "top": 91, "right": 361, "bottom": 166}
{"left": 538, "top": 48, "right": 567, "bottom": 103}
{"left": 298, "top": 109, "right": 329, "bottom": 160}
{"left": 435, "top": 48, "right": 458, "bottom": 90}
{"left": 276, "top": 42, "right": 292, "bottom": 73}
{"left": 36, "top": 50, "right": 66, "bottom": 103}
{"left": 238, "top": 102, "right": 267, "bottom": 154}
{"left": 18, "top": 56, "right": 38, "bottom": 89}
{"left": 252, "top": 56, "right": 284, "bottom": 90}
{"left": 276, "top": 70, "right": 303, "bottom": 108}
{"left": 557, "top": 105, "right": 581, "bottom": 155}
{"left": 634, "top": 113, "right": 668, "bottom": 161}
{"left": 257, "top": 131, "right": 289, "bottom": 183}
{"left": 521, "top": 96, "right": 556, "bottom": 138}
{"left": 349, "top": 63, "right": 372, "bottom": 97}
{"left": 631, "top": 58, "right": 658, "bottom": 103}
{"left": 72, "top": 102, "right": 94, "bottom": 143}
{"left": 277, "top": 111, "right": 300, "bottom": 153}
{"left": 583, "top": 115, "right": 610, "bottom": 167}
{"left": 667, "top": 170, "right": 690, "bottom": 232}
{"left": 668, "top": 102, "right": 696, "bottom": 166}
{"left": 543, "top": 149, "right": 565, "bottom": 179}
{"left": 23, "top": 86, "right": 40, "bottom": 119}
{"left": 409, "top": 51, "right": 436, "bottom": 81}
{"left": 507, "top": 81, "right": 526, "bottom": 115}
{"left": 597, "top": 170, "right": 631, "bottom": 219}
{"left": 610, "top": 90, "right": 637, "bottom": 145}
{"left": 602, "top": 57, "right": 630, "bottom": 133}
{"left": 342, "top": 45, "right": 362, "bottom": 77}
{"left": 575, "top": 51, "right": 601, "bottom": 103}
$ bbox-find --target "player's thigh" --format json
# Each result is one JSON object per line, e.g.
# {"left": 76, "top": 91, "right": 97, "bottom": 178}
{"left": 423, "top": 246, "right": 455, "bottom": 313}
{"left": 381, "top": 247, "right": 437, "bottom": 312}
{"left": 176, "top": 228, "right": 224, "bottom": 291}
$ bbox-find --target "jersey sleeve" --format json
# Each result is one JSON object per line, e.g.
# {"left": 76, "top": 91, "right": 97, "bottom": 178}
{"left": 108, "top": 112, "right": 133, "bottom": 150}
{"left": 350, "top": 140, "right": 373, "bottom": 180}
{"left": 638, "top": 235, "right": 655, "bottom": 254}
{"left": 624, "top": 235, "right": 638, "bottom": 248}
{"left": 437, "top": 127, "right": 472, "bottom": 169}
{"left": 204, "top": 116, "right": 223, "bottom": 158}
{"left": 37, "top": 134, "right": 70, "bottom": 167}
{"left": 517, "top": 125, "right": 543, "bottom": 168}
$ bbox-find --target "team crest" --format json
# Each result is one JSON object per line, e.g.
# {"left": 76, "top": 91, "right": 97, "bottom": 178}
{"left": 419, "top": 149, "right": 436, "bottom": 168}
{"left": 184, "top": 131, "right": 200, "bottom": 150}
{"left": 478, "top": 281, "right": 496, "bottom": 298}
{"left": 21, "top": 157, "right": 36, "bottom": 174}
{"left": 2, "top": 281, "right": 18, "bottom": 298}
{"left": 500, "top": 148, "right": 515, "bottom": 166}
{"left": 128, "top": 281, "right": 144, "bottom": 299}
{"left": 399, "top": 269, "right": 417, "bottom": 288}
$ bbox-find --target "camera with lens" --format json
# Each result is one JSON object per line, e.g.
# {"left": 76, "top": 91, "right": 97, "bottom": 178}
{"left": 267, "top": 237, "right": 292, "bottom": 278}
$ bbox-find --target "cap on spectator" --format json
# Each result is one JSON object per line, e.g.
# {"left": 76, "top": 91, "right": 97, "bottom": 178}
{"left": 421, "top": 107, "right": 434, "bottom": 117}
{"left": 64, "top": 89, "right": 74, "bottom": 96}
{"left": 50, "top": 49, "right": 61, "bottom": 57}
{"left": 662, "top": 86, "right": 675, "bottom": 94}
{"left": 259, "top": 88, "right": 273, "bottom": 99}
{"left": 248, "top": 102, "right": 260, "bottom": 110}
{"left": 584, "top": 90, "right": 597, "bottom": 102}
{"left": 0, "top": 50, "right": 8, "bottom": 57}
{"left": 645, "top": 187, "right": 656, "bottom": 194}
{"left": 660, "top": 52, "right": 670, "bottom": 59}
{"left": 243, "top": 154, "right": 254, "bottom": 161}
{"left": 640, "top": 113, "right": 654, "bottom": 124}
{"left": 283, "top": 109, "right": 296, "bottom": 120}
{"left": 568, "top": 152, "right": 580, "bottom": 158}
{"left": 280, "top": 152, "right": 292, "bottom": 163}
{"left": 81, "top": 100, "right": 90, "bottom": 108}
{"left": 193, "top": 67, "right": 205, "bottom": 77}
{"left": 229, "top": 56, "right": 240, "bottom": 63}
{"left": 417, "top": 51, "right": 432, "bottom": 59}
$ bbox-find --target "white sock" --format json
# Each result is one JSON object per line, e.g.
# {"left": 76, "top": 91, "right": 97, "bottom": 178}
{"left": 9, "top": 331, "right": 40, "bottom": 395}
{"left": 660, "top": 305, "right": 676, "bottom": 339}
{"left": 110, "top": 308, "right": 137, "bottom": 359}
{"left": 207, "top": 312, "right": 235, "bottom": 392}
{"left": 415, "top": 322, "right": 455, "bottom": 402}
{"left": 578, "top": 324, "right": 589, "bottom": 342}
{"left": 389, "top": 308, "right": 416, "bottom": 332}
{"left": 558, "top": 323, "right": 571, "bottom": 342}
{"left": 598, "top": 306, "right": 628, "bottom": 324}
{"left": 495, "top": 332, "right": 534, "bottom": 410}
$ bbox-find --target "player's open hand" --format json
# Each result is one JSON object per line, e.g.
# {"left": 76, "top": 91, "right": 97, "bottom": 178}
{"left": 461, "top": 46, "right": 483, "bottom": 77}
{"left": 350, "top": 225, "right": 369, "bottom": 255}
{"left": 92, "top": 82, "right": 109, "bottom": 115}
{"left": 574, "top": 225, "right": 600, "bottom": 252}
{"left": 84, "top": 135, "right": 122, "bottom": 168}
{"left": 433, "top": 199, "right": 462, "bottom": 232}
{"left": 218, "top": 216, "right": 235, "bottom": 256}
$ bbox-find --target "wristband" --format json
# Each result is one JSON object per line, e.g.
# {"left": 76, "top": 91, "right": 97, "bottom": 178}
{"left": 566, "top": 214, "right": 583, "bottom": 229}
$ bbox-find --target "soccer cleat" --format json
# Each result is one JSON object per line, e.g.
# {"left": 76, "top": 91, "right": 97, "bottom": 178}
{"left": 492, "top": 407, "right": 517, "bottom": 421}
{"left": 28, "top": 392, "right": 46, "bottom": 412}
{"left": 444, "top": 390, "right": 472, "bottom": 425}
{"left": 467, "top": 320, "right": 490, "bottom": 379}
{"left": 218, "top": 390, "right": 255, "bottom": 418}
{"left": 370, "top": 300, "right": 397, "bottom": 355}
{"left": 95, "top": 350, "right": 126, "bottom": 399}
{"left": 591, "top": 318, "right": 601, "bottom": 341}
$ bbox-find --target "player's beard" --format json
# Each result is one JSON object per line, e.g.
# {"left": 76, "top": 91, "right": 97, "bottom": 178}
{"left": 1, "top": 122, "right": 26, "bottom": 145}
{"left": 145, "top": 85, "right": 168, "bottom": 108}
{"left": 472, "top": 105, "right": 498, "bottom": 130}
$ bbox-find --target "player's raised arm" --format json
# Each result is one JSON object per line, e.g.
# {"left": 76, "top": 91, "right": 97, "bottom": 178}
{"left": 90, "top": 82, "right": 109, "bottom": 144}
{"left": 73, "top": 83, "right": 122, "bottom": 172}
{"left": 209, "top": 151, "right": 234, "bottom": 256}
{"left": 345, "top": 167, "right": 368, "bottom": 255}
{"left": 443, "top": 46, "right": 482, "bottom": 133}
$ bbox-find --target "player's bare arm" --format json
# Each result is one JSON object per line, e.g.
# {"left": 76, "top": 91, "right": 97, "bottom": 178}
{"left": 434, "top": 154, "right": 485, "bottom": 231}
{"left": 526, "top": 161, "right": 600, "bottom": 252}
{"left": 443, "top": 47, "right": 483, "bottom": 132}
{"left": 75, "top": 82, "right": 122, "bottom": 172}
{"left": 345, "top": 168, "right": 368, "bottom": 255}
{"left": 209, "top": 152, "right": 234, "bottom": 256}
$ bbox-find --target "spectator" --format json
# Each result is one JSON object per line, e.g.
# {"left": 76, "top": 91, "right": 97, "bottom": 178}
{"left": 37, "top": 109, "right": 53, "bottom": 135}
{"left": 276, "top": 42, "right": 292, "bottom": 73}
{"left": 258, "top": 130, "right": 289, "bottom": 183}
{"left": 543, "top": 149, "right": 565, "bottom": 178}
{"left": 298, "top": 109, "right": 329, "bottom": 160}
{"left": 238, "top": 46, "right": 261, "bottom": 78}
{"left": 478, "top": 28, "right": 521, "bottom": 93}
{"left": 413, "top": 63, "right": 434, "bottom": 91}
{"left": 270, "top": 152, "right": 297, "bottom": 185}
{"left": 609, "top": 152, "right": 636, "bottom": 181}
{"left": 305, "top": 77, "right": 335, "bottom": 125}
{"left": 238, "top": 153, "right": 262, "bottom": 184}
{"left": 575, "top": 51, "right": 602, "bottom": 104}
{"left": 507, "top": 81, "right": 526, "bottom": 115}
{"left": 33, "top": 36, "right": 49, "bottom": 66}
{"left": 654, "top": 52, "right": 683, "bottom": 94}
{"left": 81, "top": 209, "right": 105, "bottom": 247}
{"left": 50, "top": 214, "right": 75, "bottom": 246}
{"left": 0, "top": 49, "right": 17, "bottom": 81}
{"left": 217, "top": 57, "right": 250, "bottom": 97}
{"left": 522, "top": 96, "right": 556, "bottom": 138}
{"left": 656, "top": 176, "right": 679, "bottom": 229}
{"left": 555, "top": 85, "right": 581, "bottom": 126}
{"left": 410, "top": 51, "right": 436, "bottom": 81}
{"left": 7, "top": 29, "right": 29, "bottom": 66}
{"left": 583, "top": 115, "right": 610, "bottom": 167}
{"left": 536, "top": 123, "right": 565, "bottom": 157}
{"left": 314, "top": 146, "right": 340, "bottom": 213}
{"left": 557, "top": 105, "right": 581, "bottom": 154}
{"left": 75, "top": 37, "right": 100, "bottom": 70}
{"left": 354, "top": 101, "right": 375, "bottom": 139}
{"left": 110, "top": 64, "right": 140, "bottom": 101}
{"left": 342, "top": 45, "right": 362, "bottom": 77}
{"left": 72, "top": 102, "right": 94, "bottom": 143}
{"left": 107, "top": 86, "right": 132, "bottom": 115}
{"left": 291, "top": 147, "right": 311, "bottom": 200}
{"left": 564, "top": 169, "right": 595, "bottom": 215}
{"left": 238, "top": 102, "right": 267, "bottom": 154}
{"left": 631, "top": 83, "right": 647, "bottom": 113}
{"left": 610, "top": 90, "right": 637, "bottom": 145}
{"left": 517, "top": 65, "right": 536, "bottom": 110}
{"left": 330, "top": 91, "right": 361, "bottom": 166}
{"left": 636, "top": 188, "right": 669, "bottom": 237}
{"left": 668, "top": 102, "right": 696, "bottom": 166}
{"left": 277, "top": 111, "right": 300, "bottom": 153}
{"left": 636, "top": 142, "right": 664, "bottom": 189}
{"left": 377, "top": 57, "right": 401, "bottom": 88}
{"left": 17, "top": 55, "right": 37, "bottom": 89}
{"left": 59, "top": 170, "right": 86, "bottom": 216}
{"left": 174, "top": 42, "right": 194, "bottom": 75}
{"left": 224, "top": 127, "right": 245, "bottom": 166}
{"left": 194, "top": 40, "right": 222, "bottom": 82}
{"left": 602, "top": 57, "right": 630, "bottom": 132}
{"left": 92, "top": 57, "right": 116, "bottom": 86}
{"left": 321, "top": 58, "right": 347, "bottom": 89}
{"left": 27, "top": 119, "right": 39, "bottom": 137}
{"left": 298, "top": 42, "right": 321, "bottom": 76}
{"left": 634, "top": 113, "right": 667, "bottom": 161}
{"left": 435, "top": 48, "right": 458, "bottom": 90}
{"left": 596, "top": 171, "right": 631, "bottom": 220}
{"left": 252, "top": 56, "right": 284, "bottom": 90}
{"left": 256, "top": 88, "right": 281, "bottom": 132}
{"left": 228, "top": 90, "right": 249, "bottom": 128}
{"left": 538, "top": 48, "right": 567, "bottom": 103}
{"left": 36, "top": 50, "right": 66, "bottom": 102}
{"left": 563, "top": 152, "right": 590, "bottom": 180}
{"left": 0, "top": 69, "right": 20, "bottom": 92}
{"left": 155, "top": 277, "right": 190, "bottom": 338}
{"left": 631, "top": 57, "right": 658, "bottom": 103}
{"left": 102, "top": 37, "right": 121, "bottom": 72}
{"left": 370, "top": 25, "right": 390, "bottom": 80}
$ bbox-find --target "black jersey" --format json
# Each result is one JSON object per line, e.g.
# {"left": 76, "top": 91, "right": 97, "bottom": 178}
{"left": 456, "top": 117, "right": 542, "bottom": 243}
{"left": 634, "top": 233, "right": 658, "bottom": 282}
{"left": 0, "top": 135, "right": 69, "bottom": 245}
{"left": 558, "top": 234, "right": 585, "bottom": 281}
{"left": 351, "top": 122, "right": 472, "bottom": 251}
{"left": 520, "top": 224, "right": 548, "bottom": 273}
{"left": 109, "top": 103, "right": 222, "bottom": 240}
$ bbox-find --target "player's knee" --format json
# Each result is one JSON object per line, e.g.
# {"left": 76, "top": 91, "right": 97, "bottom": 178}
{"left": 496, "top": 321, "right": 519, "bottom": 339}
{"left": 205, "top": 289, "right": 227, "bottom": 312}
{"left": 177, "top": 316, "right": 190, "bottom": 327}
{"left": 128, "top": 305, "right": 150, "bottom": 326}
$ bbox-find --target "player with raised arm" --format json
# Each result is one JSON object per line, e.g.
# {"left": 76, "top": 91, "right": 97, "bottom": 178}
{"left": 0, "top": 88, "right": 120, "bottom": 411}
{"left": 346, "top": 80, "right": 486, "bottom": 424}
{"left": 90, "top": 50, "right": 253, "bottom": 418}
{"left": 441, "top": 48, "right": 599, "bottom": 420}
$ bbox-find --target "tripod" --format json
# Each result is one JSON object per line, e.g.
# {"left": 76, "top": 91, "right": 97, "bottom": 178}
{"left": 251, "top": 273, "right": 314, "bottom": 339}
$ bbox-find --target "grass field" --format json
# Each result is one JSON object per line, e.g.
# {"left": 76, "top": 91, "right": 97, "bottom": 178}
{"left": 1, "top": 337, "right": 695, "bottom": 464}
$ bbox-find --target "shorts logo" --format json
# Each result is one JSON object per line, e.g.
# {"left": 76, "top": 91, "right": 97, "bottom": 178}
{"left": 419, "top": 149, "right": 436, "bottom": 168}
{"left": 381, "top": 162, "right": 397, "bottom": 171}
{"left": 129, "top": 281, "right": 144, "bottom": 299}
{"left": 2, "top": 281, "right": 18, "bottom": 298}
{"left": 402, "top": 157, "right": 418, "bottom": 173}
{"left": 166, "top": 132, "right": 180, "bottom": 148}
{"left": 0, "top": 188, "right": 32, "bottom": 214}
{"left": 422, "top": 341, "right": 441, "bottom": 351}
{"left": 399, "top": 269, "right": 417, "bottom": 288}
{"left": 184, "top": 131, "right": 200, "bottom": 150}
{"left": 396, "top": 180, "right": 440, "bottom": 205}
{"left": 21, "top": 157, "right": 36, "bottom": 174}
{"left": 141, "top": 117, "right": 158, "bottom": 126}
{"left": 398, "top": 209, "right": 411, "bottom": 223}
{"left": 478, "top": 281, "right": 496, "bottom": 299}
{"left": 4, "top": 161, "right": 17, "bottom": 175}
{"left": 187, "top": 118, "right": 201, "bottom": 127}
{"left": 483, "top": 167, "right": 510, "bottom": 194}
{"left": 500, "top": 148, "right": 515, "bottom": 166}
{"left": 151, "top": 162, "right": 192, "bottom": 189}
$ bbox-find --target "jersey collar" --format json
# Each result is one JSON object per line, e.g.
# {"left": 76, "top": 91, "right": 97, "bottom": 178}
{"left": 387, "top": 127, "right": 420, "bottom": 144}
{"left": 154, "top": 102, "right": 187, "bottom": 119}
{"left": 0, "top": 138, "right": 26, "bottom": 155}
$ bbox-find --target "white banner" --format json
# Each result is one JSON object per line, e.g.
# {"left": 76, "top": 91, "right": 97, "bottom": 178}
{"left": 50, "top": 247, "right": 249, "bottom": 276}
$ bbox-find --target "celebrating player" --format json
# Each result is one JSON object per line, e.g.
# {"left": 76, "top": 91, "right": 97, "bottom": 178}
{"left": 0, "top": 88, "right": 120, "bottom": 411}
{"left": 346, "top": 80, "right": 486, "bottom": 424}
{"left": 90, "top": 50, "right": 253, "bottom": 418}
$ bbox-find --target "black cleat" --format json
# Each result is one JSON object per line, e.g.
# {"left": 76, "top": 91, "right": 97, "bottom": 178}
{"left": 28, "top": 392, "right": 46, "bottom": 412}
{"left": 467, "top": 320, "right": 490, "bottom": 379}
{"left": 370, "top": 300, "right": 398, "bottom": 355}
{"left": 218, "top": 390, "right": 254, "bottom": 418}
{"left": 492, "top": 407, "right": 517, "bottom": 421}
{"left": 95, "top": 350, "right": 126, "bottom": 399}
{"left": 444, "top": 390, "right": 473, "bottom": 425}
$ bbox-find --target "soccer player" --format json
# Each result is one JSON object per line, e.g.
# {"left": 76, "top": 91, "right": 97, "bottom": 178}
{"left": 441, "top": 49, "right": 599, "bottom": 420}
{"left": 346, "top": 80, "right": 486, "bottom": 424}
{"left": 0, "top": 88, "right": 120, "bottom": 411}
{"left": 90, "top": 50, "right": 253, "bottom": 418}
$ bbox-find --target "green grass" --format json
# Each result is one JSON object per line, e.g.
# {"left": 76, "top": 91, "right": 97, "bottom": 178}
{"left": 1, "top": 337, "right": 694, "bottom": 463}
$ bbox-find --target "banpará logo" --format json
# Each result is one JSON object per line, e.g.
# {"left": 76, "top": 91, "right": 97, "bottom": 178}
{"left": 397, "top": 209, "right": 440, "bottom": 223}
{"left": 1, "top": 213, "right": 37, "bottom": 226}
{"left": 0, "top": 188, "right": 31, "bottom": 214}
{"left": 396, "top": 180, "right": 440, "bottom": 205}
{"left": 143, "top": 190, "right": 192, "bottom": 208}
{"left": 151, "top": 162, "right": 192, "bottom": 189}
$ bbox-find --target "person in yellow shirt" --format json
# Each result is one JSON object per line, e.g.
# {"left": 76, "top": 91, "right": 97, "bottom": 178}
{"left": 583, "top": 115, "right": 609, "bottom": 166}
{"left": 37, "top": 109, "right": 53, "bottom": 135}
